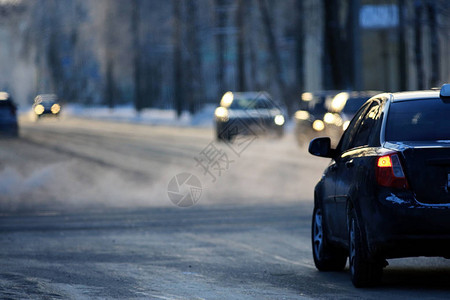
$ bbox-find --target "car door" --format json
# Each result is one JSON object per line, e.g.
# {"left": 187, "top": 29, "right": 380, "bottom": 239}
{"left": 323, "top": 103, "right": 370, "bottom": 240}
{"left": 334, "top": 100, "right": 383, "bottom": 239}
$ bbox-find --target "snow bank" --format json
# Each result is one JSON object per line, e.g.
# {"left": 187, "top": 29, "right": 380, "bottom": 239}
{"left": 61, "top": 104, "right": 217, "bottom": 128}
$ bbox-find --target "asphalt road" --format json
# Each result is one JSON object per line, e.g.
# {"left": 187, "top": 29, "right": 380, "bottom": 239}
{"left": 1, "top": 117, "right": 450, "bottom": 299}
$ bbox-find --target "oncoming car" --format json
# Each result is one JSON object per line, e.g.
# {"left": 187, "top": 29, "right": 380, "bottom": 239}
{"left": 0, "top": 92, "right": 19, "bottom": 137}
{"left": 33, "top": 94, "right": 61, "bottom": 119}
{"left": 214, "top": 91, "right": 285, "bottom": 141}
{"left": 295, "top": 91, "right": 379, "bottom": 147}
{"left": 294, "top": 90, "right": 342, "bottom": 146}
{"left": 325, "top": 90, "right": 380, "bottom": 134}
{"left": 308, "top": 84, "right": 450, "bottom": 287}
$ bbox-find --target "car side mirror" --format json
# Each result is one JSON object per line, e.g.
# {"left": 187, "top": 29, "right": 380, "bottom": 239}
{"left": 308, "top": 137, "right": 335, "bottom": 158}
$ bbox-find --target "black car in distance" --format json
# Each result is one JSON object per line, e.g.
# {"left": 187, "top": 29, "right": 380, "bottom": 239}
{"left": 215, "top": 91, "right": 285, "bottom": 141}
{"left": 309, "top": 84, "right": 450, "bottom": 287}
{"left": 294, "top": 90, "right": 342, "bottom": 146}
{"left": 33, "top": 94, "right": 61, "bottom": 119}
{"left": 0, "top": 92, "right": 19, "bottom": 137}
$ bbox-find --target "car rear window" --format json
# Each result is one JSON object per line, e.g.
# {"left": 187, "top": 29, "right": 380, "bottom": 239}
{"left": 385, "top": 99, "right": 450, "bottom": 141}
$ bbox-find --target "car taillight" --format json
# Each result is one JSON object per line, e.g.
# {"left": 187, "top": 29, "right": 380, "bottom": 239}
{"left": 376, "top": 153, "right": 409, "bottom": 189}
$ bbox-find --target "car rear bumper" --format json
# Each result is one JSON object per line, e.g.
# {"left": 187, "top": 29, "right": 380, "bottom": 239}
{"left": 38, "top": 111, "right": 59, "bottom": 116}
{"left": 362, "top": 190, "right": 450, "bottom": 259}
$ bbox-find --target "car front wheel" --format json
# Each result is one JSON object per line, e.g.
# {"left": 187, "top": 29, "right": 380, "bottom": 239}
{"left": 349, "top": 210, "right": 383, "bottom": 287}
{"left": 311, "top": 206, "right": 347, "bottom": 271}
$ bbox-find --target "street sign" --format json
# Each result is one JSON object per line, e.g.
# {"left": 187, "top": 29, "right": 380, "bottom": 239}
{"left": 360, "top": 4, "right": 399, "bottom": 29}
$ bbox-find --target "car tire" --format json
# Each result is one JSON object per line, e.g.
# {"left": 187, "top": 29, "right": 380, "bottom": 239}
{"left": 311, "top": 206, "right": 347, "bottom": 271}
{"left": 349, "top": 209, "right": 383, "bottom": 287}
{"left": 217, "top": 130, "right": 232, "bottom": 142}
{"left": 216, "top": 130, "right": 224, "bottom": 141}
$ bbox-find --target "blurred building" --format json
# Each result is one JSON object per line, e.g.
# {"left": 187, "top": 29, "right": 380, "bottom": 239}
{"left": 359, "top": 0, "right": 449, "bottom": 91}
{"left": 0, "top": 0, "right": 449, "bottom": 110}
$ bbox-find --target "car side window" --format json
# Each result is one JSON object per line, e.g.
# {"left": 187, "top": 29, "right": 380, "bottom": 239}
{"left": 337, "top": 103, "right": 370, "bottom": 153}
{"left": 367, "top": 101, "right": 384, "bottom": 147}
{"left": 351, "top": 102, "right": 381, "bottom": 148}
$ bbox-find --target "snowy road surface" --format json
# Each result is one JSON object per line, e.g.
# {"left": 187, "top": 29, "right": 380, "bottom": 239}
{"left": 1, "top": 117, "right": 450, "bottom": 299}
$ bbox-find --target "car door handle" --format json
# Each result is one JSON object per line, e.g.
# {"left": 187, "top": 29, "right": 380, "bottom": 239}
{"left": 345, "top": 160, "right": 354, "bottom": 168}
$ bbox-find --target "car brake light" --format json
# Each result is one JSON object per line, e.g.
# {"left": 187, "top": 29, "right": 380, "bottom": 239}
{"left": 376, "top": 153, "right": 409, "bottom": 189}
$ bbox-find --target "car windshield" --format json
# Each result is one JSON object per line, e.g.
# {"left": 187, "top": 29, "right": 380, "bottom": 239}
{"left": 40, "top": 100, "right": 56, "bottom": 105}
{"left": 342, "top": 97, "right": 368, "bottom": 114}
{"left": 229, "top": 98, "right": 275, "bottom": 109}
{"left": 385, "top": 99, "right": 450, "bottom": 141}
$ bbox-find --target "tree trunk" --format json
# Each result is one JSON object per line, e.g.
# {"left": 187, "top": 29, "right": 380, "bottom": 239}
{"left": 427, "top": 2, "right": 439, "bottom": 88}
{"left": 215, "top": 0, "right": 226, "bottom": 96}
{"left": 257, "top": 0, "right": 290, "bottom": 112}
{"left": 414, "top": 0, "right": 424, "bottom": 89}
{"left": 397, "top": 0, "right": 407, "bottom": 91}
{"left": 295, "top": 0, "right": 304, "bottom": 95}
{"left": 236, "top": 0, "right": 246, "bottom": 91}
{"left": 323, "top": 0, "right": 348, "bottom": 90}
{"left": 186, "top": 0, "right": 201, "bottom": 114}
{"left": 105, "top": 59, "right": 115, "bottom": 109}
{"left": 173, "top": 0, "right": 183, "bottom": 117}
{"left": 347, "top": 0, "right": 361, "bottom": 90}
{"left": 131, "top": 0, "right": 143, "bottom": 113}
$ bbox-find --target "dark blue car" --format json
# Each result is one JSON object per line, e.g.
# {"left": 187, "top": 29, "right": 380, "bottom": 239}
{"left": 309, "top": 84, "right": 450, "bottom": 287}
{"left": 215, "top": 91, "right": 285, "bottom": 141}
{"left": 0, "top": 92, "right": 18, "bottom": 137}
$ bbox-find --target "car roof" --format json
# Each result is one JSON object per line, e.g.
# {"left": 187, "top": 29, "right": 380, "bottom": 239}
{"left": 35, "top": 94, "right": 57, "bottom": 100}
{"left": 390, "top": 90, "right": 440, "bottom": 102}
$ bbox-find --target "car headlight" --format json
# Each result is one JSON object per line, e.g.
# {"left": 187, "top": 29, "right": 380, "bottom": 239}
{"left": 312, "top": 120, "right": 325, "bottom": 131}
{"left": 214, "top": 107, "right": 229, "bottom": 121}
{"left": 51, "top": 103, "right": 60, "bottom": 114}
{"left": 294, "top": 110, "right": 310, "bottom": 121}
{"left": 274, "top": 114, "right": 285, "bottom": 126}
{"left": 323, "top": 112, "right": 335, "bottom": 124}
{"left": 34, "top": 104, "right": 44, "bottom": 115}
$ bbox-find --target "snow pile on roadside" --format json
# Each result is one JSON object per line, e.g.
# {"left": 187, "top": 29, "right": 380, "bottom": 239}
{"left": 61, "top": 104, "right": 217, "bottom": 128}
{"left": 19, "top": 103, "right": 295, "bottom": 131}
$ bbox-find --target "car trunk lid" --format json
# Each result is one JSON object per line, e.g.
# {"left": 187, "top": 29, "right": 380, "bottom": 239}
{"left": 385, "top": 141, "right": 450, "bottom": 205}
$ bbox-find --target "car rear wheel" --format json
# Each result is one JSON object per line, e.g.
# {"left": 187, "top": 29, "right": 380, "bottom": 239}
{"left": 311, "top": 206, "right": 347, "bottom": 271}
{"left": 217, "top": 131, "right": 232, "bottom": 142}
{"left": 349, "top": 210, "right": 383, "bottom": 287}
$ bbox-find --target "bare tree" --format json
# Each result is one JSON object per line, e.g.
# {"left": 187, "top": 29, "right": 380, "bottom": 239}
{"left": 257, "top": 0, "right": 290, "bottom": 112}
{"left": 347, "top": 0, "right": 361, "bottom": 90}
{"left": 323, "top": 0, "right": 351, "bottom": 90}
{"left": 186, "top": 0, "right": 202, "bottom": 114}
{"left": 295, "top": 0, "right": 304, "bottom": 96}
{"left": 173, "top": 0, "right": 183, "bottom": 117}
{"left": 215, "top": 0, "right": 227, "bottom": 96}
{"left": 414, "top": 0, "right": 424, "bottom": 89}
{"left": 236, "top": 0, "right": 246, "bottom": 91}
{"left": 397, "top": 0, "right": 407, "bottom": 91}
{"left": 427, "top": 1, "right": 439, "bottom": 87}
{"left": 104, "top": 2, "right": 117, "bottom": 108}
{"left": 131, "top": 0, "right": 143, "bottom": 113}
